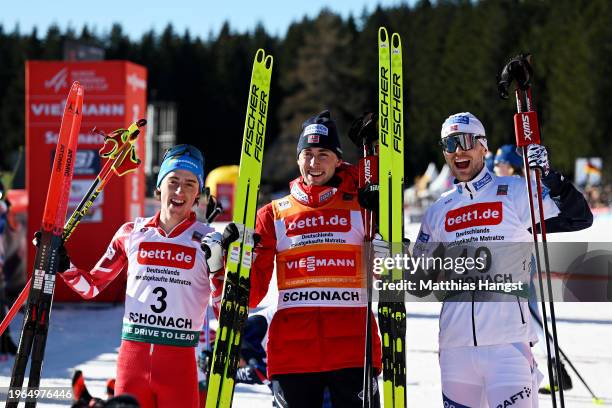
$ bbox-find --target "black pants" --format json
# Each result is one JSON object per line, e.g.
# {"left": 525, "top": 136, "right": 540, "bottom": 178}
{"left": 272, "top": 367, "right": 380, "bottom": 408}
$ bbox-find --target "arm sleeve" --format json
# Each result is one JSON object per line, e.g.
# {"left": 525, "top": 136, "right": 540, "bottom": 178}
{"left": 249, "top": 203, "right": 277, "bottom": 308}
{"left": 515, "top": 171, "right": 593, "bottom": 233}
{"left": 540, "top": 170, "right": 593, "bottom": 233}
{"left": 60, "top": 222, "right": 131, "bottom": 299}
{"left": 209, "top": 266, "right": 225, "bottom": 318}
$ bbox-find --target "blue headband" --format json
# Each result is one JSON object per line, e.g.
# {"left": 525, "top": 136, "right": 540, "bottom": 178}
{"left": 156, "top": 154, "right": 204, "bottom": 191}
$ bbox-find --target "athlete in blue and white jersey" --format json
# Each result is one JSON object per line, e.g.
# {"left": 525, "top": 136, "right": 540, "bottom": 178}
{"left": 415, "top": 112, "right": 592, "bottom": 407}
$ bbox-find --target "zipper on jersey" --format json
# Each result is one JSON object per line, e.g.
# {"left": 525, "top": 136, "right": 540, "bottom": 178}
{"left": 464, "top": 183, "right": 473, "bottom": 200}
{"left": 471, "top": 291, "right": 477, "bottom": 346}
{"left": 516, "top": 296, "right": 525, "bottom": 324}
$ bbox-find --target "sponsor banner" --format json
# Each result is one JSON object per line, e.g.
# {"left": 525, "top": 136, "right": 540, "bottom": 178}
{"left": 137, "top": 242, "right": 196, "bottom": 269}
{"left": 445, "top": 202, "right": 503, "bottom": 232}
{"left": 30, "top": 100, "right": 125, "bottom": 121}
{"left": 42, "top": 130, "right": 106, "bottom": 146}
{"left": 284, "top": 209, "right": 351, "bottom": 236}
{"left": 277, "top": 287, "right": 366, "bottom": 310}
{"left": 121, "top": 323, "right": 198, "bottom": 347}
{"left": 26, "top": 60, "right": 146, "bottom": 302}
{"left": 27, "top": 62, "right": 126, "bottom": 94}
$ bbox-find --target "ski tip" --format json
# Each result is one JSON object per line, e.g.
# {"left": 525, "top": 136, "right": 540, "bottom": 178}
{"left": 136, "top": 118, "right": 147, "bottom": 128}
{"left": 69, "top": 81, "right": 84, "bottom": 96}
{"left": 264, "top": 55, "right": 273, "bottom": 70}
{"left": 378, "top": 27, "right": 389, "bottom": 42}
{"left": 255, "top": 49, "right": 265, "bottom": 63}
{"left": 391, "top": 32, "right": 402, "bottom": 48}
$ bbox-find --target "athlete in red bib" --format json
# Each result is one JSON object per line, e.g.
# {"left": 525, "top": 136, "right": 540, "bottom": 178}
{"left": 55, "top": 145, "right": 227, "bottom": 408}
{"left": 250, "top": 111, "right": 382, "bottom": 408}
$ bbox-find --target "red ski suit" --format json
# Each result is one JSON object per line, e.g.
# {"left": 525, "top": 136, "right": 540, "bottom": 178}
{"left": 61, "top": 212, "right": 224, "bottom": 408}
{"left": 249, "top": 163, "right": 382, "bottom": 378}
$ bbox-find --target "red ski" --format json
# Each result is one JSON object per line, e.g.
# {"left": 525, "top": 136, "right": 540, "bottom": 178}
{"left": 6, "top": 81, "right": 83, "bottom": 408}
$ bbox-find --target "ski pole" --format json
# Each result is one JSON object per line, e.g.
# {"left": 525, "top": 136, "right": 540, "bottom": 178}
{"left": 0, "top": 120, "right": 145, "bottom": 338}
{"left": 349, "top": 111, "right": 379, "bottom": 408}
{"left": 63, "top": 119, "right": 146, "bottom": 240}
{"left": 529, "top": 306, "right": 604, "bottom": 405}
{"left": 7, "top": 81, "right": 83, "bottom": 408}
{"left": 202, "top": 187, "right": 224, "bottom": 224}
{"left": 498, "top": 53, "right": 565, "bottom": 408}
{"left": 0, "top": 281, "right": 30, "bottom": 337}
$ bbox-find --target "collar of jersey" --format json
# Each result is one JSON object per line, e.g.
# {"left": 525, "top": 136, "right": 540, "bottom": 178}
{"left": 454, "top": 166, "right": 495, "bottom": 198}
{"left": 146, "top": 211, "right": 197, "bottom": 238}
{"left": 290, "top": 180, "right": 337, "bottom": 208}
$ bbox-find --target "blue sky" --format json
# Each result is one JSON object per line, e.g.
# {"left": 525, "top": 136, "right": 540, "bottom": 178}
{"left": 1, "top": 0, "right": 411, "bottom": 39}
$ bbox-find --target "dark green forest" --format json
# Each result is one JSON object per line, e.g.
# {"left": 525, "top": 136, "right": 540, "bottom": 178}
{"left": 1, "top": 0, "right": 611, "bottom": 188}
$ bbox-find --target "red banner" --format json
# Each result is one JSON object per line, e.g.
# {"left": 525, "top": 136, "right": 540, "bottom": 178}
{"left": 26, "top": 61, "right": 147, "bottom": 302}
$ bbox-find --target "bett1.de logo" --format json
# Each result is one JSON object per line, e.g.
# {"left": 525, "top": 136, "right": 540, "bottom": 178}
{"left": 284, "top": 209, "right": 351, "bottom": 236}
{"left": 445, "top": 202, "right": 503, "bottom": 232}
{"left": 137, "top": 242, "right": 196, "bottom": 269}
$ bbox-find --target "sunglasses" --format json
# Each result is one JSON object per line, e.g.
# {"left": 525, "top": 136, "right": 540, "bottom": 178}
{"left": 440, "top": 133, "right": 485, "bottom": 153}
{"left": 162, "top": 144, "right": 204, "bottom": 163}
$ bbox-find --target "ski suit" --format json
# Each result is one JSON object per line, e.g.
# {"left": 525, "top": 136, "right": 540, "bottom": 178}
{"left": 415, "top": 166, "right": 592, "bottom": 407}
{"left": 62, "top": 212, "right": 224, "bottom": 408}
{"left": 250, "top": 163, "right": 382, "bottom": 407}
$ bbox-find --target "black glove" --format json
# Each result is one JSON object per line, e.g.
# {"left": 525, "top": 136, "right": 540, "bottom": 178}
{"left": 32, "top": 231, "right": 71, "bottom": 273}
{"left": 222, "top": 223, "right": 240, "bottom": 249}
{"left": 497, "top": 53, "right": 533, "bottom": 99}
{"left": 348, "top": 112, "right": 378, "bottom": 147}
{"left": 358, "top": 183, "right": 379, "bottom": 213}
{"left": 223, "top": 222, "right": 261, "bottom": 248}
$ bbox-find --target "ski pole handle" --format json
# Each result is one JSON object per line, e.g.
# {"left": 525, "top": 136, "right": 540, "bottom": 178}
{"left": 62, "top": 120, "right": 146, "bottom": 241}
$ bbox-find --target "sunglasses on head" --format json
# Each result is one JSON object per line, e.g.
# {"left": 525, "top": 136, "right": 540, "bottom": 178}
{"left": 162, "top": 144, "right": 204, "bottom": 163}
{"left": 440, "top": 133, "right": 485, "bottom": 153}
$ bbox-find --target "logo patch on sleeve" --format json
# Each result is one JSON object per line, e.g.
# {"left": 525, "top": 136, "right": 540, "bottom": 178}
{"left": 417, "top": 231, "right": 430, "bottom": 243}
{"left": 496, "top": 184, "right": 508, "bottom": 195}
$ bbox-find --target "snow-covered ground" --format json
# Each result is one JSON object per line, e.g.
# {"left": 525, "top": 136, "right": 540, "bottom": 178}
{"left": 1, "top": 214, "right": 611, "bottom": 407}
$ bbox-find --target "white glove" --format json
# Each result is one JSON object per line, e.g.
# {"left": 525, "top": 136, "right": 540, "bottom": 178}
{"left": 372, "top": 233, "right": 390, "bottom": 260}
{"left": 527, "top": 144, "right": 550, "bottom": 176}
{"left": 201, "top": 231, "right": 225, "bottom": 272}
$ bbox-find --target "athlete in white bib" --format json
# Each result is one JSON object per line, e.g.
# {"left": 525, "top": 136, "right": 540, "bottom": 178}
{"left": 414, "top": 113, "right": 592, "bottom": 407}
{"left": 55, "top": 145, "right": 228, "bottom": 408}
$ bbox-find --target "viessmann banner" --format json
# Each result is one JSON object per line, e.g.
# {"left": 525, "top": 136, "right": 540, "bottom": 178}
{"left": 26, "top": 61, "right": 147, "bottom": 302}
